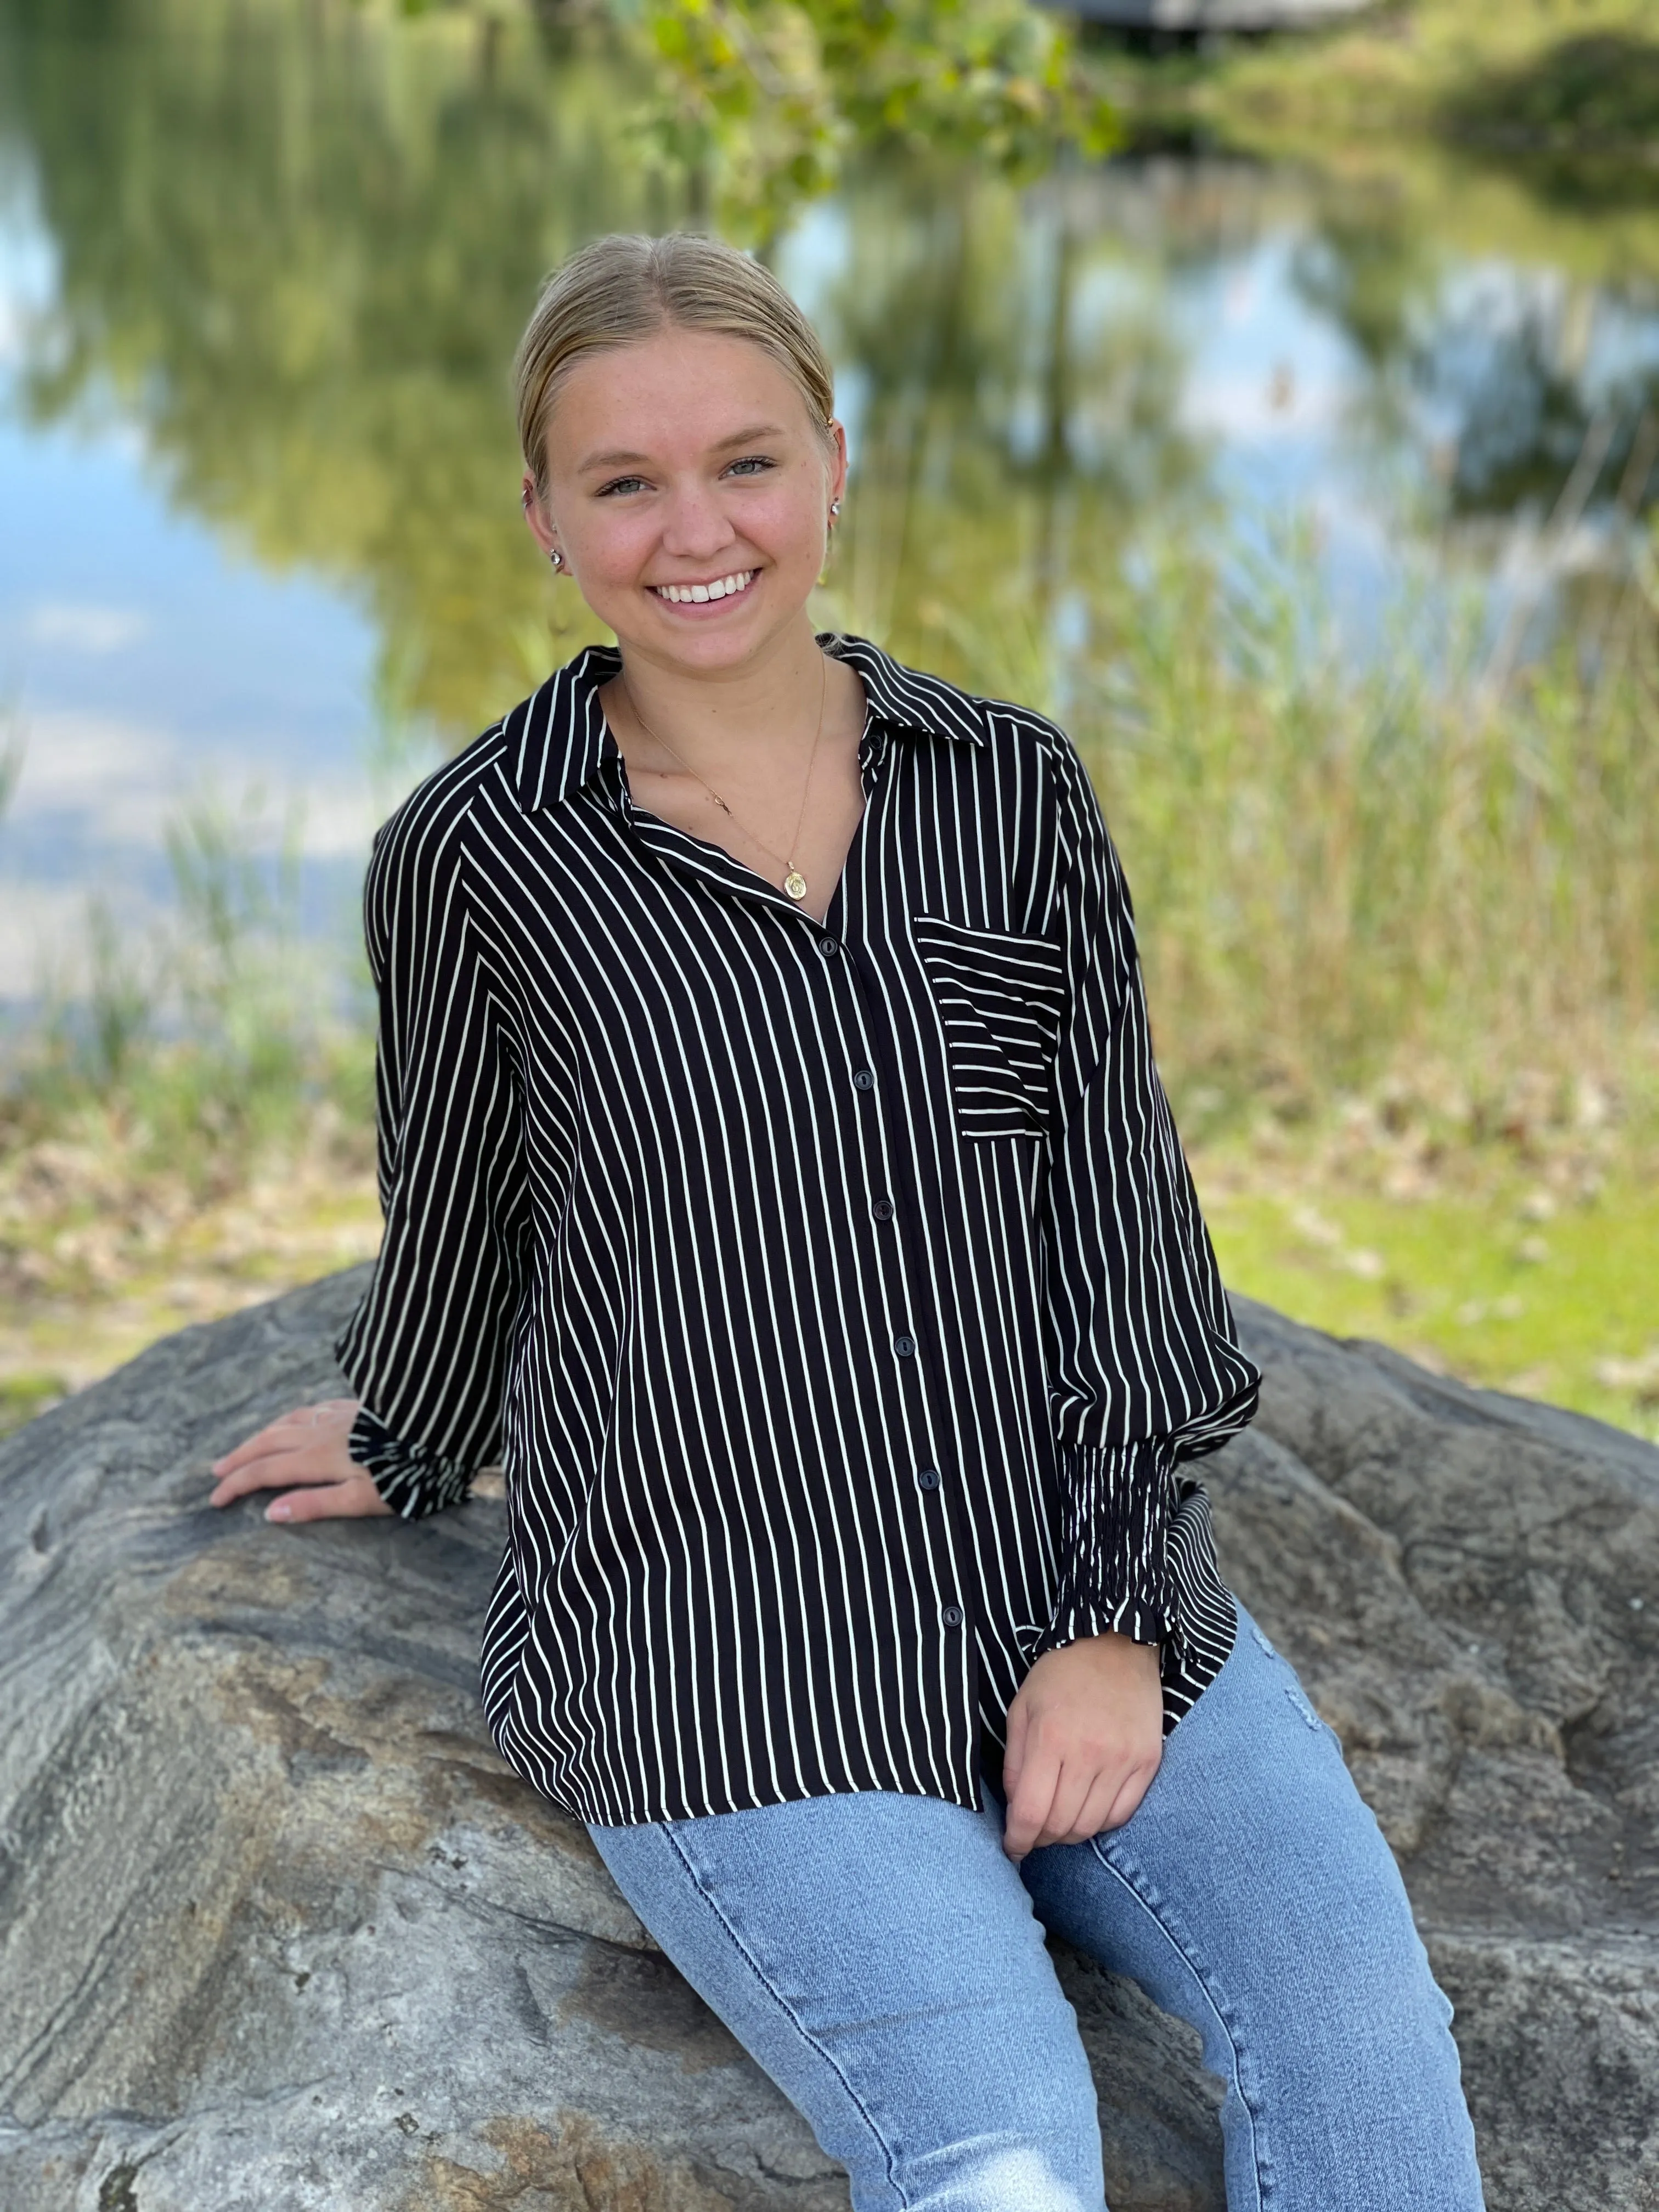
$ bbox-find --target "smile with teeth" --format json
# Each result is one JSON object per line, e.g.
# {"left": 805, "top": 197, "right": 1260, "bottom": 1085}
{"left": 651, "top": 569, "right": 757, "bottom": 605}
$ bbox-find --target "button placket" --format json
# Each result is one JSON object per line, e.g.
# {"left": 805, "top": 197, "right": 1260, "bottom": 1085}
{"left": 830, "top": 872, "right": 979, "bottom": 1743}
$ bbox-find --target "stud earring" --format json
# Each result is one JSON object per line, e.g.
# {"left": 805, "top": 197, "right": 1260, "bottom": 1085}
{"left": 548, "top": 546, "right": 564, "bottom": 573}
{"left": 830, "top": 499, "right": 841, "bottom": 518}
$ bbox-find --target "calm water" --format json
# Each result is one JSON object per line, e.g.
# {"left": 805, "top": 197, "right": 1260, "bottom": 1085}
{"left": 3, "top": 2, "right": 1657, "bottom": 1006}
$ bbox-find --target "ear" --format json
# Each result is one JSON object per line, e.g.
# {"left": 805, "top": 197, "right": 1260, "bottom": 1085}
{"left": 825, "top": 421, "right": 849, "bottom": 512}
{"left": 521, "top": 473, "right": 560, "bottom": 561}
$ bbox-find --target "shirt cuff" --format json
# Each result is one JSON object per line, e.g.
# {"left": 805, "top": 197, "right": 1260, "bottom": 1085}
{"left": 1030, "top": 1439, "right": 1175, "bottom": 1659}
{"left": 347, "top": 1404, "right": 475, "bottom": 1520}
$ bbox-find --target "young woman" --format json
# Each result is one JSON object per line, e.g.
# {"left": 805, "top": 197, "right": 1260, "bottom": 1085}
{"left": 211, "top": 232, "right": 1485, "bottom": 2211}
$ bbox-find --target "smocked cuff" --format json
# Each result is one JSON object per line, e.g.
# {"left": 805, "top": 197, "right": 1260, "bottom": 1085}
{"left": 347, "top": 1404, "right": 475, "bottom": 1520}
{"left": 1030, "top": 1440, "right": 1174, "bottom": 1660}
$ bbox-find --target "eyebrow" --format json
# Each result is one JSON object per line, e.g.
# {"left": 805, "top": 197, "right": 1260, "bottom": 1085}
{"left": 578, "top": 424, "right": 790, "bottom": 473}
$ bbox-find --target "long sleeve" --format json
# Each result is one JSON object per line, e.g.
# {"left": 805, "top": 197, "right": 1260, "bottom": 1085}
{"left": 333, "top": 771, "right": 528, "bottom": 1519}
{"left": 1032, "top": 735, "right": 1260, "bottom": 1658}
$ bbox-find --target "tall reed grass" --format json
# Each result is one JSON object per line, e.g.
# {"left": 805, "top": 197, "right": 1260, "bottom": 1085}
{"left": 1, "top": 797, "right": 373, "bottom": 1195}
{"left": 904, "top": 530, "right": 1659, "bottom": 1143}
{"left": 7, "top": 533, "right": 1656, "bottom": 1188}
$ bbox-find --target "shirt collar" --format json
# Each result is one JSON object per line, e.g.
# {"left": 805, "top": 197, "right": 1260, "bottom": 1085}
{"left": 506, "top": 631, "right": 989, "bottom": 814}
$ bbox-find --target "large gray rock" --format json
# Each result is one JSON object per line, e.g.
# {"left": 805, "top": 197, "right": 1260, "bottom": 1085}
{"left": 0, "top": 1272, "right": 1652, "bottom": 2210}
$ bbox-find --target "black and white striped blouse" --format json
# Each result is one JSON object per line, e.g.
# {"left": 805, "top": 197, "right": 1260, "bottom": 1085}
{"left": 336, "top": 634, "right": 1261, "bottom": 1827}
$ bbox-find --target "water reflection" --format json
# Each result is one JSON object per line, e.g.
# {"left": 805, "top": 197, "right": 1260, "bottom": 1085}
{"left": 2, "top": 0, "right": 1658, "bottom": 1002}
{"left": 800, "top": 167, "right": 1201, "bottom": 689}
{"left": 2, "top": 0, "right": 662, "bottom": 743}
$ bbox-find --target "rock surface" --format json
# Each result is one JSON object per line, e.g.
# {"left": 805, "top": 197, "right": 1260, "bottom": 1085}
{"left": 0, "top": 1269, "right": 1654, "bottom": 2210}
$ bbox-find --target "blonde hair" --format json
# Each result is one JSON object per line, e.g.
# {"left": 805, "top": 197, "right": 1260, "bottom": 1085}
{"left": 514, "top": 232, "right": 837, "bottom": 501}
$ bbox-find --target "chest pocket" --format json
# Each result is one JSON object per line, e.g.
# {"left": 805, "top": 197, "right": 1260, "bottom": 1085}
{"left": 912, "top": 915, "right": 1069, "bottom": 1141}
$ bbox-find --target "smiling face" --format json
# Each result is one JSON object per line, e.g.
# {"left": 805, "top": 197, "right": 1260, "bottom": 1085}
{"left": 524, "top": 324, "right": 847, "bottom": 679}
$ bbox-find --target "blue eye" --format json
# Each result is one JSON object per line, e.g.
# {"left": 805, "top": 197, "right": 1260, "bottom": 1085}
{"left": 598, "top": 475, "right": 647, "bottom": 497}
{"left": 725, "top": 455, "right": 775, "bottom": 477}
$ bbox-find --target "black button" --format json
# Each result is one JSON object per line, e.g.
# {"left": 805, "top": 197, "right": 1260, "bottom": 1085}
{"left": 941, "top": 1603, "right": 964, "bottom": 1629}
{"left": 853, "top": 1068, "right": 876, "bottom": 1091}
{"left": 893, "top": 1334, "right": 916, "bottom": 1358}
{"left": 872, "top": 1196, "right": 895, "bottom": 1222}
{"left": 817, "top": 936, "right": 840, "bottom": 958}
{"left": 916, "top": 1465, "right": 941, "bottom": 1492}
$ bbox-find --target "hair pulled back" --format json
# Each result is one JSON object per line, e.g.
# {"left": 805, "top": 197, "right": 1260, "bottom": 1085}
{"left": 514, "top": 233, "right": 837, "bottom": 501}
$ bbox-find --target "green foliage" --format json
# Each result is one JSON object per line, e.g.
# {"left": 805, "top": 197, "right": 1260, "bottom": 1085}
{"left": 1438, "top": 32, "right": 1659, "bottom": 210}
{"left": 1101, "top": 0, "right": 1659, "bottom": 280}
{"left": 627, "top": 0, "right": 1115, "bottom": 241}
{"left": 0, "top": 0, "right": 645, "bottom": 739}
{"left": 79, "top": 900, "right": 150, "bottom": 1094}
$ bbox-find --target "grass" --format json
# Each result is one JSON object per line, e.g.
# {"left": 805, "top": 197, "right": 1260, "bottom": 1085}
{"left": 912, "top": 526, "right": 1659, "bottom": 1130}
{"left": 1208, "top": 1176, "right": 1659, "bottom": 1443}
{"left": 1104, "top": 533, "right": 1659, "bottom": 1446}
{"left": 0, "top": 795, "right": 380, "bottom": 1436}
{"left": 1190, "top": 1092, "right": 1659, "bottom": 1444}
{"left": 1115, "top": 543, "right": 1659, "bottom": 1444}
{"left": 0, "top": 1149, "right": 383, "bottom": 1433}
{"left": 855, "top": 516, "right": 1659, "bottom": 1444}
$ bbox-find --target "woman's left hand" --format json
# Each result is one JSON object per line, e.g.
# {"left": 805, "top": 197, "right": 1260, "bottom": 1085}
{"left": 1000, "top": 1630, "right": 1163, "bottom": 1860}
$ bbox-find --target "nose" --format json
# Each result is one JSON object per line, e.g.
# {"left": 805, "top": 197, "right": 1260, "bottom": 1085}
{"left": 659, "top": 479, "right": 739, "bottom": 562}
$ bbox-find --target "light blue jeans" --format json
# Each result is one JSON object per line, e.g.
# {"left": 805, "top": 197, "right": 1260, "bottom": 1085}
{"left": 586, "top": 1608, "right": 1485, "bottom": 2211}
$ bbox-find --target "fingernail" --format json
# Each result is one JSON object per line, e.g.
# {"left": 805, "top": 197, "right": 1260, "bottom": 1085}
{"left": 266, "top": 1500, "right": 291, "bottom": 1521}
{"left": 211, "top": 1458, "right": 225, "bottom": 1473}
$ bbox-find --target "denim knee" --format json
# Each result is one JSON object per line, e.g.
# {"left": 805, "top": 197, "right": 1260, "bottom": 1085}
{"left": 874, "top": 2116, "right": 1105, "bottom": 2212}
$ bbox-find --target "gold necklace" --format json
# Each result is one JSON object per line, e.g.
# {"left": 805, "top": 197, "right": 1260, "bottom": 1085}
{"left": 620, "top": 653, "right": 828, "bottom": 904}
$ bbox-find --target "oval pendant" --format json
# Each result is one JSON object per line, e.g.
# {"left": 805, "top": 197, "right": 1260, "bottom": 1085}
{"left": 783, "top": 869, "right": 808, "bottom": 901}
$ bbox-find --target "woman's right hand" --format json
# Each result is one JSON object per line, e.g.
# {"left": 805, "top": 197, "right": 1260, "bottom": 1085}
{"left": 208, "top": 1398, "right": 393, "bottom": 1523}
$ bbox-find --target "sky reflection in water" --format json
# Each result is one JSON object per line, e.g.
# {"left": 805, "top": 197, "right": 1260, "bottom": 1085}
{"left": 1, "top": 8, "right": 1656, "bottom": 1004}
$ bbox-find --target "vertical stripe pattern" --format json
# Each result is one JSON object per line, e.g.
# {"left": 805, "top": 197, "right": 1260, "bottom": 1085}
{"left": 334, "top": 635, "right": 1261, "bottom": 1826}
